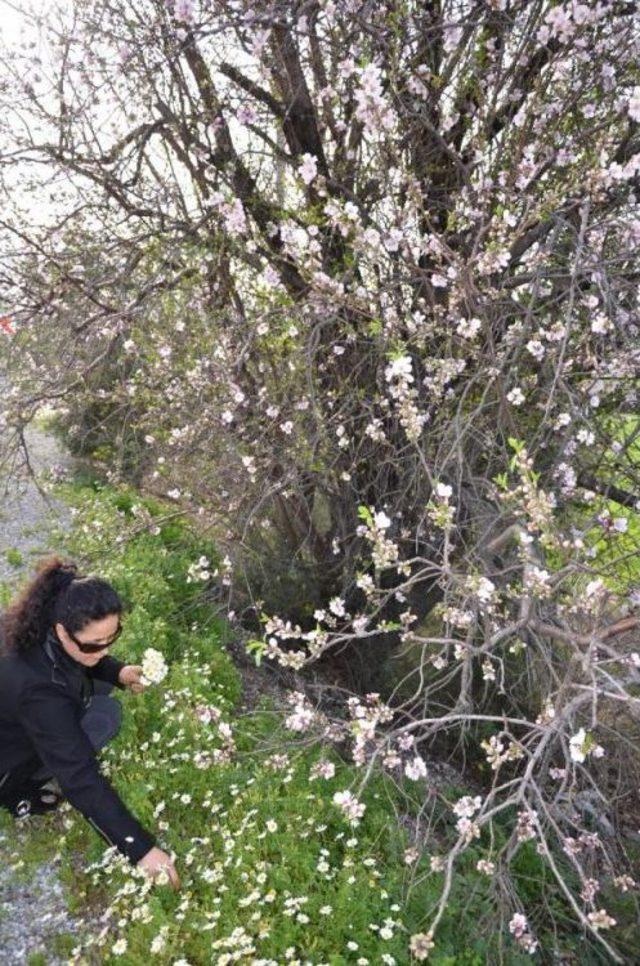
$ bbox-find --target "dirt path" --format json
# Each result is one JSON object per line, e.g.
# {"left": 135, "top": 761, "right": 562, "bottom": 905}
{"left": 0, "top": 418, "right": 75, "bottom": 583}
{"left": 0, "top": 415, "right": 83, "bottom": 965}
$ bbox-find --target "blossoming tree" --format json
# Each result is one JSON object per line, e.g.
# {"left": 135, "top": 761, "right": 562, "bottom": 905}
{"left": 1, "top": 0, "right": 640, "bottom": 958}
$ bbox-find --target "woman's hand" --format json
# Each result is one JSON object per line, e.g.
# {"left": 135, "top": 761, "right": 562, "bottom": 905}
{"left": 137, "top": 846, "right": 181, "bottom": 889}
{"left": 118, "top": 665, "right": 146, "bottom": 693}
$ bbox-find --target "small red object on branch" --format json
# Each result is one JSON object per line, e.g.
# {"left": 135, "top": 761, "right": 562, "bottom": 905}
{"left": 0, "top": 316, "right": 15, "bottom": 335}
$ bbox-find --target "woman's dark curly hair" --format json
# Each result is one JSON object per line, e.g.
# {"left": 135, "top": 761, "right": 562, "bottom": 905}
{"left": 0, "top": 555, "right": 123, "bottom": 655}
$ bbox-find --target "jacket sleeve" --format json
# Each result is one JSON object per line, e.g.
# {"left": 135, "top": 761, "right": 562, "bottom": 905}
{"left": 87, "top": 654, "right": 127, "bottom": 690}
{"left": 17, "top": 682, "right": 156, "bottom": 865}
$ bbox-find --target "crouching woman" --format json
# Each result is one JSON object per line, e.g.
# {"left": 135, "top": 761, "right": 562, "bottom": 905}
{"left": 0, "top": 556, "right": 180, "bottom": 889}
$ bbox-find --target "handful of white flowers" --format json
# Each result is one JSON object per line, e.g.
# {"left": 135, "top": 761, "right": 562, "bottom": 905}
{"left": 140, "top": 647, "right": 168, "bottom": 686}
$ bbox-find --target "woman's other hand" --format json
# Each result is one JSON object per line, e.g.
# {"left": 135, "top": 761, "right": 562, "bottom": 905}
{"left": 117, "top": 665, "right": 146, "bottom": 693}
{"left": 136, "top": 846, "right": 181, "bottom": 889}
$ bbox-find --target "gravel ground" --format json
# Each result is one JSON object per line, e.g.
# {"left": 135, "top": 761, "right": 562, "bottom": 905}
{"left": 0, "top": 419, "right": 75, "bottom": 584}
{"left": 0, "top": 414, "right": 84, "bottom": 965}
{"left": 0, "top": 853, "right": 80, "bottom": 965}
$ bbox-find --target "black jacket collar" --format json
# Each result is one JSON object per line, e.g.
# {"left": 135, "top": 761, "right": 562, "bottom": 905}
{"left": 43, "top": 626, "right": 81, "bottom": 672}
{"left": 42, "top": 626, "right": 93, "bottom": 704}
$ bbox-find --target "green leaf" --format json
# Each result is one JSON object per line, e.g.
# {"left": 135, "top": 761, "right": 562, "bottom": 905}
{"left": 507, "top": 437, "right": 525, "bottom": 454}
{"left": 245, "top": 638, "right": 267, "bottom": 667}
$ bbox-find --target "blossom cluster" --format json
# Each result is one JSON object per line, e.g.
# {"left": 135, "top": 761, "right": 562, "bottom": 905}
{"left": 332, "top": 789, "right": 366, "bottom": 826}
{"left": 186, "top": 555, "right": 213, "bottom": 583}
{"left": 480, "top": 734, "right": 524, "bottom": 771}
{"left": 140, "top": 647, "right": 168, "bottom": 686}
{"left": 452, "top": 795, "right": 483, "bottom": 842}
{"left": 384, "top": 353, "right": 429, "bottom": 443}
{"left": 509, "top": 913, "right": 538, "bottom": 955}
{"left": 346, "top": 692, "right": 395, "bottom": 767}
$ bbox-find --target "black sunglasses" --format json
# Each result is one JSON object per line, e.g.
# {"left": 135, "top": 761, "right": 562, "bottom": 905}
{"left": 66, "top": 621, "right": 123, "bottom": 653}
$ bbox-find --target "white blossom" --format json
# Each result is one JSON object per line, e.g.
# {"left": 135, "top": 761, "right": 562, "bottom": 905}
{"left": 140, "top": 648, "right": 168, "bottom": 686}
{"left": 435, "top": 482, "right": 452, "bottom": 500}
{"left": 628, "top": 86, "right": 640, "bottom": 123}
{"left": 526, "top": 339, "right": 545, "bottom": 361}
{"left": 385, "top": 355, "right": 414, "bottom": 383}
{"left": 299, "top": 153, "right": 318, "bottom": 184}
{"left": 569, "top": 728, "right": 587, "bottom": 762}
{"left": 456, "top": 316, "right": 482, "bottom": 339}
{"left": 404, "top": 755, "right": 427, "bottom": 780}
{"left": 588, "top": 909, "right": 617, "bottom": 930}
{"left": 374, "top": 510, "right": 392, "bottom": 530}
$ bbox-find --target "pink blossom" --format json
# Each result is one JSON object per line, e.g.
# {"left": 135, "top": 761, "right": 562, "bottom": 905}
{"left": 223, "top": 198, "right": 247, "bottom": 235}
{"left": 332, "top": 789, "right": 366, "bottom": 824}
{"left": 174, "top": 0, "right": 194, "bottom": 23}
{"left": 509, "top": 913, "right": 528, "bottom": 939}
{"left": 404, "top": 754, "right": 427, "bottom": 780}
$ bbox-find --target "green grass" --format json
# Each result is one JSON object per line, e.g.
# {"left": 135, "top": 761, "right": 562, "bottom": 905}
{"left": 4, "top": 547, "right": 24, "bottom": 567}
{"left": 544, "top": 412, "right": 640, "bottom": 598}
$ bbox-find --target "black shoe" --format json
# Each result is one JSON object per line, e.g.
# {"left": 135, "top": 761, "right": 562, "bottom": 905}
{"left": 1, "top": 779, "right": 64, "bottom": 818}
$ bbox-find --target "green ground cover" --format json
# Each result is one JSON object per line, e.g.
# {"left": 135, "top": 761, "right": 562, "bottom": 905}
{"left": 1, "top": 469, "right": 633, "bottom": 963}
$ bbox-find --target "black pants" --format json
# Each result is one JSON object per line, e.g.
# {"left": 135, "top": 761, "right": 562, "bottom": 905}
{"left": 0, "top": 678, "right": 122, "bottom": 802}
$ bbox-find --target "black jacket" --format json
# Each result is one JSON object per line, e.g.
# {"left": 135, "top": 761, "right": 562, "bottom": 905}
{"left": 0, "top": 626, "right": 156, "bottom": 865}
